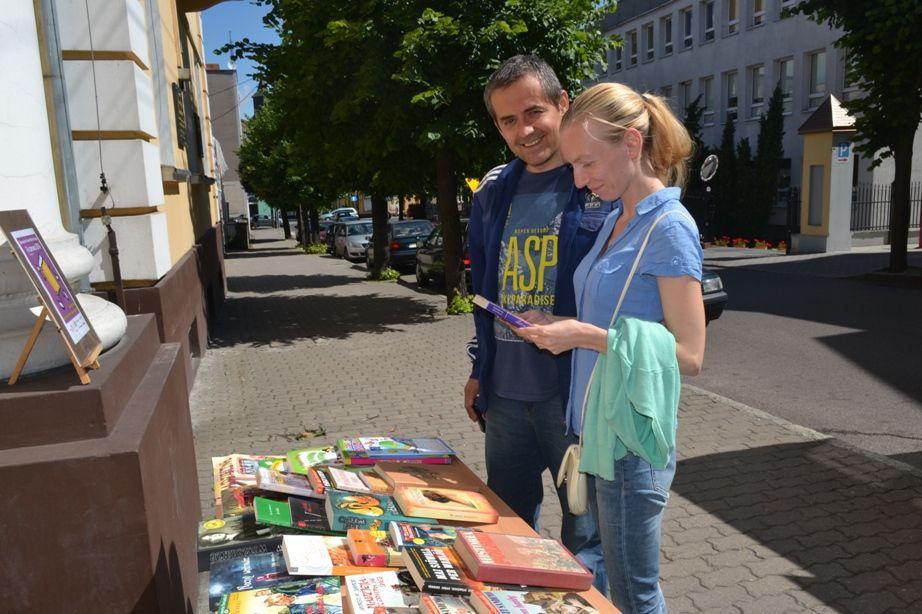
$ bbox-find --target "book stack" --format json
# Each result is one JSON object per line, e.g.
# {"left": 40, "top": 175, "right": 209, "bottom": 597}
{"left": 203, "top": 436, "right": 600, "bottom": 613}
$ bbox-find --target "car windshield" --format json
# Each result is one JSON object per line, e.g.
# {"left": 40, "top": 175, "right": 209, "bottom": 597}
{"left": 347, "top": 222, "right": 373, "bottom": 236}
{"left": 391, "top": 221, "right": 434, "bottom": 238}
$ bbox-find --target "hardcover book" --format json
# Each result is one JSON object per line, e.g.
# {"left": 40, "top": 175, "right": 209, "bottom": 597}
{"left": 453, "top": 532, "right": 593, "bottom": 591}
{"left": 344, "top": 571, "right": 420, "bottom": 614}
{"left": 207, "top": 551, "right": 294, "bottom": 610}
{"left": 217, "top": 576, "right": 343, "bottom": 614}
{"left": 338, "top": 437, "right": 455, "bottom": 466}
{"left": 197, "top": 514, "right": 283, "bottom": 572}
{"left": 402, "top": 547, "right": 471, "bottom": 596}
{"left": 389, "top": 522, "right": 458, "bottom": 549}
{"left": 287, "top": 445, "right": 340, "bottom": 475}
{"left": 469, "top": 589, "right": 597, "bottom": 614}
{"left": 374, "top": 462, "right": 482, "bottom": 492}
{"left": 420, "top": 594, "right": 476, "bottom": 614}
{"left": 347, "top": 529, "right": 403, "bottom": 567}
{"left": 392, "top": 487, "right": 498, "bottom": 524}
{"left": 325, "top": 491, "right": 436, "bottom": 532}
{"left": 257, "top": 466, "right": 323, "bottom": 499}
{"left": 326, "top": 466, "right": 371, "bottom": 493}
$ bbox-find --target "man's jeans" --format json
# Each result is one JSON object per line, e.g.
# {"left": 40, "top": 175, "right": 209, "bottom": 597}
{"left": 588, "top": 451, "right": 676, "bottom": 614}
{"left": 485, "top": 392, "right": 608, "bottom": 593}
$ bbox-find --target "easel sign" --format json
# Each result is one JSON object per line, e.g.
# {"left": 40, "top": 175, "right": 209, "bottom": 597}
{"left": 0, "top": 210, "right": 102, "bottom": 385}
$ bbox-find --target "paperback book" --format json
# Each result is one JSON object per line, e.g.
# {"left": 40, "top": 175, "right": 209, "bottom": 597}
{"left": 216, "top": 576, "right": 343, "bottom": 614}
{"left": 253, "top": 496, "right": 340, "bottom": 535}
{"left": 281, "top": 534, "right": 396, "bottom": 576}
{"left": 287, "top": 445, "right": 340, "bottom": 475}
{"left": 325, "top": 491, "right": 436, "bottom": 532}
{"left": 392, "top": 487, "right": 498, "bottom": 524}
{"left": 389, "top": 522, "right": 458, "bottom": 549}
{"left": 453, "top": 532, "right": 593, "bottom": 591}
{"left": 207, "top": 551, "right": 294, "bottom": 610}
{"left": 344, "top": 571, "right": 420, "bottom": 614}
{"left": 347, "top": 529, "right": 403, "bottom": 567}
{"left": 469, "top": 589, "right": 597, "bottom": 614}
{"left": 257, "top": 466, "right": 323, "bottom": 499}
{"left": 374, "top": 462, "right": 482, "bottom": 492}
{"left": 402, "top": 546, "right": 471, "bottom": 596}
{"left": 338, "top": 437, "right": 455, "bottom": 466}
{"left": 420, "top": 594, "right": 476, "bottom": 614}
{"left": 325, "top": 466, "right": 371, "bottom": 493}
{"left": 308, "top": 467, "right": 332, "bottom": 494}
{"left": 197, "top": 514, "right": 283, "bottom": 572}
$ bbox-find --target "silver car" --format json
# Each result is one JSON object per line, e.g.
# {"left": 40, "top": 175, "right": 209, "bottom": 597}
{"left": 333, "top": 220, "right": 373, "bottom": 260}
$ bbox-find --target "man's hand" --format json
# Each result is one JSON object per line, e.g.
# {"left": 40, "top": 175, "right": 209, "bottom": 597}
{"left": 463, "top": 378, "right": 481, "bottom": 422}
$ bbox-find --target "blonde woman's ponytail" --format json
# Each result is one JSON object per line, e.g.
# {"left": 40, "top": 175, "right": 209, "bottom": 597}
{"left": 640, "top": 93, "right": 693, "bottom": 189}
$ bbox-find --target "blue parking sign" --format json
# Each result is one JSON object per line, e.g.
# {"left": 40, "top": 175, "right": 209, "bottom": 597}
{"left": 836, "top": 142, "right": 851, "bottom": 163}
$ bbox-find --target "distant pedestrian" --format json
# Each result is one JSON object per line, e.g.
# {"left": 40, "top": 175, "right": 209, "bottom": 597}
{"left": 513, "top": 82, "right": 706, "bottom": 613}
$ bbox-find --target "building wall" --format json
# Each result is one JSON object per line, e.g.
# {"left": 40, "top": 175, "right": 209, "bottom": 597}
{"left": 600, "top": 0, "right": 848, "bottom": 191}
{"left": 207, "top": 67, "right": 249, "bottom": 219}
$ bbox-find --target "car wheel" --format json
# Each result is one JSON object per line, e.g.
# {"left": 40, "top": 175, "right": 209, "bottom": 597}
{"left": 416, "top": 264, "right": 428, "bottom": 286}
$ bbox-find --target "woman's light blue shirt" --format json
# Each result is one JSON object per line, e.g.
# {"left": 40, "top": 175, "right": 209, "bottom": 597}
{"left": 567, "top": 187, "right": 703, "bottom": 434}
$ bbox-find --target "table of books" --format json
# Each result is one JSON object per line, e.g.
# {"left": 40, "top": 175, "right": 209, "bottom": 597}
{"left": 206, "top": 437, "right": 618, "bottom": 613}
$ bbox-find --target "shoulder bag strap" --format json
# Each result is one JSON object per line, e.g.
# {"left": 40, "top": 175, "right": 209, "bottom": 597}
{"left": 576, "top": 207, "right": 694, "bottom": 445}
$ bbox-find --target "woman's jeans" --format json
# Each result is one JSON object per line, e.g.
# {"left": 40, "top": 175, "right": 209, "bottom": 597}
{"left": 588, "top": 451, "right": 676, "bottom": 614}
{"left": 485, "top": 392, "right": 608, "bottom": 593}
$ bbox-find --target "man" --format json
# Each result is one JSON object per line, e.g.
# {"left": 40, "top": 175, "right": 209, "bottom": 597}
{"left": 465, "top": 55, "right": 612, "bottom": 591}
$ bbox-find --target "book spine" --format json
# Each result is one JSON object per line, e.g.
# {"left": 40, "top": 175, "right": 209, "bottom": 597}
{"left": 197, "top": 536, "right": 284, "bottom": 572}
{"left": 424, "top": 582, "right": 471, "bottom": 597}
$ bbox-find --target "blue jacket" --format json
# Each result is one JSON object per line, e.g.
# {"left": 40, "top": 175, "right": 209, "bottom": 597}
{"left": 467, "top": 158, "right": 611, "bottom": 413}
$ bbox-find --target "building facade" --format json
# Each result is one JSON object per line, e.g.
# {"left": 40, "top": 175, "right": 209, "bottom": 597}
{"left": 207, "top": 64, "right": 250, "bottom": 222}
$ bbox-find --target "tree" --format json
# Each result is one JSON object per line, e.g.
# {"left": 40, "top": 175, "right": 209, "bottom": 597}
{"left": 713, "top": 118, "right": 737, "bottom": 235}
{"left": 752, "top": 84, "right": 785, "bottom": 235}
{"left": 790, "top": 1, "right": 922, "bottom": 271}
{"left": 735, "top": 137, "right": 756, "bottom": 237}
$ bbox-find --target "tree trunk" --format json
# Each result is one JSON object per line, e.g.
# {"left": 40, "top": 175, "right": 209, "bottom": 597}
{"left": 298, "top": 203, "right": 309, "bottom": 245}
{"left": 436, "top": 150, "right": 462, "bottom": 305}
{"left": 309, "top": 205, "right": 321, "bottom": 244}
{"left": 371, "top": 194, "right": 389, "bottom": 278}
{"left": 282, "top": 212, "right": 292, "bottom": 239}
{"left": 888, "top": 134, "right": 913, "bottom": 272}
{"left": 398, "top": 194, "right": 405, "bottom": 221}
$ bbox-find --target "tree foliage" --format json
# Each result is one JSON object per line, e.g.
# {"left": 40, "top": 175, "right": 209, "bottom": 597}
{"left": 790, "top": 0, "right": 922, "bottom": 271}
{"left": 221, "top": 0, "right": 614, "bottom": 302}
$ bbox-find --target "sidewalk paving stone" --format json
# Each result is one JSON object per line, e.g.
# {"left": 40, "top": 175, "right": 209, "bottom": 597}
{"left": 190, "top": 231, "right": 922, "bottom": 613}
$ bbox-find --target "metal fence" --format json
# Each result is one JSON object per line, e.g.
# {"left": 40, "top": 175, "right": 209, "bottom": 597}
{"left": 851, "top": 182, "right": 922, "bottom": 232}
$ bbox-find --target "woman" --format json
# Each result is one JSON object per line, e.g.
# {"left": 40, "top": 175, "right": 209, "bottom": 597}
{"left": 513, "top": 82, "right": 705, "bottom": 613}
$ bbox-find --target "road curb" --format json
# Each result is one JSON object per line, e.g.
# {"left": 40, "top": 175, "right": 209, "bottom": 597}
{"left": 684, "top": 383, "right": 922, "bottom": 479}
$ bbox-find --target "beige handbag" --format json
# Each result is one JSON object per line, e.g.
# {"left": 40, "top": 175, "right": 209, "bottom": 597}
{"left": 556, "top": 209, "right": 689, "bottom": 515}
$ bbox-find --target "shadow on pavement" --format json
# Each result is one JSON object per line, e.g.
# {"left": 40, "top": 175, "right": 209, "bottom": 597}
{"left": 208, "top": 293, "right": 440, "bottom": 347}
{"left": 673, "top": 440, "right": 922, "bottom": 612}
{"left": 228, "top": 274, "right": 364, "bottom": 294}
{"left": 225, "top": 249, "right": 302, "bottom": 260}
{"left": 717, "top": 268, "right": 922, "bottom": 405}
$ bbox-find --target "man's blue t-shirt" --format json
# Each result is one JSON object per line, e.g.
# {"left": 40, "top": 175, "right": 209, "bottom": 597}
{"left": 491, "top": 165, "right": 571, "bottom": 401}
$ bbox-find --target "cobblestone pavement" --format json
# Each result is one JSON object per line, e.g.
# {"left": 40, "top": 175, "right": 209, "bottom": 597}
{"left": 191, "top": 230, "right": 922, "bottom": 613}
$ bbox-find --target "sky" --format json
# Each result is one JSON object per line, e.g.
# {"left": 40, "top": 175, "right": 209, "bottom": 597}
{"left": 201, "top": 1, "right": 279, "bottom": 119}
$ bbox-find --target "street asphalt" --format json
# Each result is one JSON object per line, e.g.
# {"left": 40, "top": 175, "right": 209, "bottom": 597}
{"left": 191, "top": 230, "right": 922, "bottom": 613}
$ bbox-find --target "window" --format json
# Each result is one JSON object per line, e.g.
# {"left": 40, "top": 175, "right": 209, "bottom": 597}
{"left": 628, "top": 30, "right": 638, "bottom": 66}
{"left": 702, "top": 1, "right": 715, "bottom": 41}
{"left": 752, "top": 0, "right": 765, "bottom": 26}
{"left": 682, "top": 8, "right": 693, "bottom": 48}
{"left": 808, "top": 50, "right": 826, "bottom": 108}
{"left": 808, "top": 164, "right": 824, "bottom": 226}
{"left": 701, "top": 76, "right": 715, "bottom": 124}
{"left": 660, "top": 85, "right": 673, "bottom": 102}
{"left": 842, "top": 53, "right": 860, "bottom": 101}
{"left": 613, "top": 47, "right": 623, "bottom": 72}
{"left": 749, "top": 64, "right": 765, "bottom": 117}
{"left": 643, "top": 23, "right": 655, "bottom": 61}
{"left": 661, "top": 15, "right": 673, "bottom": 55}
{"left": 725, "top": 71, "right": 738, "bottom": 122}
{"left": 680, "top": 81, "right": 693, "bottom": 112}
{"left": 726, "top": 0, "right": 738, "bottom": 34}
{"left": 778, "top": 58, "right": 793, "bottom": 113}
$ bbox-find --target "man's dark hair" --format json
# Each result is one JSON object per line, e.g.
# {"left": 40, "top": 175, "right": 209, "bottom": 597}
{"left": 483, "top": 54, "right": 564, "bottom": 120}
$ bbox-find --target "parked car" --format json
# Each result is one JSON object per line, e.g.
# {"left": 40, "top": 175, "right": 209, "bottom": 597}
{"left": 365, "top": 220, "right": 435, "bottom": 270}
{"left": 701, "top": 270, "right": 727, "bottom": 324}
{"left": 250, "top": 214, "right": 272, "bottom": 229}
{"left": 318, "top": 220, "right": 336, "bottom": 246}
{"left": 330, "top": 207, "right": 359, "bottom": 220}
{"left": 415, "top": 221, "right": 470, "bottom": 287}
{"left": 332, "top": 219, "right": 374, "bottom": 260}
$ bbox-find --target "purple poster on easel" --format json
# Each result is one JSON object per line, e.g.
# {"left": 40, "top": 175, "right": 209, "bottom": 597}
{"left": 10, "top": 228, "right": 90, "bottom": 344}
